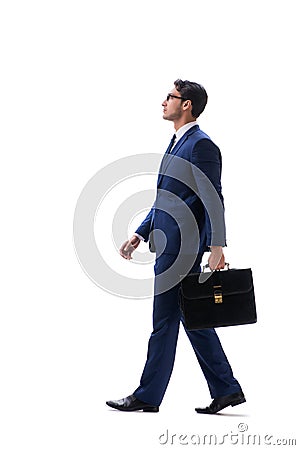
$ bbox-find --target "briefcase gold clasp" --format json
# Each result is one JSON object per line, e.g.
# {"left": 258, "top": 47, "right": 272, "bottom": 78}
{"left": 213, "top": 286, "right": 223, "bottom": 304}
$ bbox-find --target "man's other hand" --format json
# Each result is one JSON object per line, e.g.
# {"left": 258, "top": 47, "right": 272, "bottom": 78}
{"left": 119, "top": 235, "right": 141, "bottom": 260}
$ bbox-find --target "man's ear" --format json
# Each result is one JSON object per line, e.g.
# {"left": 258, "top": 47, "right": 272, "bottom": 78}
{"left": 182, "top": 100, "right": 192, "bottom": 110}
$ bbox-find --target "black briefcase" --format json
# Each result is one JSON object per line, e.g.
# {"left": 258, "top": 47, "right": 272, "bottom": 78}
{"left": 179, "top": 265, "right": 257, "bottom": 330}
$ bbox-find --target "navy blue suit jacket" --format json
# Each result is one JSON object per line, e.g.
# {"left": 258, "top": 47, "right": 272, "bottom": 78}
{"left": 136, "top": 125, "right": 226, "bottom": 255}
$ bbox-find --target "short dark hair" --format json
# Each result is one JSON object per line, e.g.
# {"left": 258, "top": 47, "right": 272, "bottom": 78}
{"left": 174, "top": 79, "right": 208, "bottom": 118}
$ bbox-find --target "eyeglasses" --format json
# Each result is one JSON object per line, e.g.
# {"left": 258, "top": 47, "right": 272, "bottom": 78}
{"left": 166, "top": 93, "right": 187, "bottom": 102}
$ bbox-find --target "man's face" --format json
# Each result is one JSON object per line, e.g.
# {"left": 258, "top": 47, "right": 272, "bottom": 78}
{"left": 162, "top": 87, "right": 185, "bottom": 121}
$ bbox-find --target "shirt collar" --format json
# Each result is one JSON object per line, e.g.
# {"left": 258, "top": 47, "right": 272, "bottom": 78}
{"left": 175, "top": 121, "right": 198, "bottom": 142}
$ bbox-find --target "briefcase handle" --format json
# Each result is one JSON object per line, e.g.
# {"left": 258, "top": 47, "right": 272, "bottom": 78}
{"left": 202, "top": 262, "right": 230, "bottom": 272}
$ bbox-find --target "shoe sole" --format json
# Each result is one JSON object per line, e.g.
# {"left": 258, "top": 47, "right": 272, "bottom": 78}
{"left": 142, "top": 407, "right": 159, "bottom": 412}
{"left": 106, "top": 402, "right": 159, "bottom": 413}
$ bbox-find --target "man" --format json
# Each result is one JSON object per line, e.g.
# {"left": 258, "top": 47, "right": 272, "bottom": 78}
{"left": 106, "top": 79, "right": 245, "bottom": 414}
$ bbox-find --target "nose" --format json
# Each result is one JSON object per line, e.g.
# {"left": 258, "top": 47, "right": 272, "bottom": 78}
{"left": 162, "top": 98, "right": 167, "bottom": 106}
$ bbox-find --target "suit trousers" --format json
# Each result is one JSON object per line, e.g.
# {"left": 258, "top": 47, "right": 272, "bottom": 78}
{"left": 133, "top": 252, "right": 242, "bottom": 406}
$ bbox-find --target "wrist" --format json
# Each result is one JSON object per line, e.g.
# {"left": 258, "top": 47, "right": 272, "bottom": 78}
{"left": 133, "top": 233, "right": 144, "bottom": 241}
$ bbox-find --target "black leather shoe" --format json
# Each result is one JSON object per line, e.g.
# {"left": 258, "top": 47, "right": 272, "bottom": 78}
{"left": 195, "top": 391, "right": 246, "bottom": 414}
{"left": 106, "top": 394, "right": 159, "bottom": 412}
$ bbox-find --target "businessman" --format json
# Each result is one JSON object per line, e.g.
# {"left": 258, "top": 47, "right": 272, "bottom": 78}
{"left": 106, "top": 79, "right": 245, "bottom": 414}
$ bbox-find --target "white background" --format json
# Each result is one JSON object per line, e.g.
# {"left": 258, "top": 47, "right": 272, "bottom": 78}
{"left": 1, "top": 1, "right": 299, "bottom": 449}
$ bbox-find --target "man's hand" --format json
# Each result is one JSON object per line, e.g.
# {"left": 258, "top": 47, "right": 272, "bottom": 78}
{"left": 119, "top": 235, "right": 141, "bottom": 260}
{"left": 208, "top": 246, "right": 225, "bottom": 271}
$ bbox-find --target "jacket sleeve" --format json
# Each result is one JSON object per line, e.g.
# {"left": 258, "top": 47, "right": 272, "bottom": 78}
{"left": 191, "top": 138, "right": 226, "bottom": 247}
{"left": 134, "top": 207, "right": 154, "bottom": 242}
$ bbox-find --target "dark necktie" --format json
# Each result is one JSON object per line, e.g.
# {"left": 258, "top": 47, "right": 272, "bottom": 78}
{"left": 166, "top": 134, "right": 176, "bottom": 154}
{"left": 157, "top": 134, "right": 176, "bottom": 186}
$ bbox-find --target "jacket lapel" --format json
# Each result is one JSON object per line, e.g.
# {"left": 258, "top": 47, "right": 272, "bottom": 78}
{"left": 157, "top": 125, "right": 199, "bottom": 187}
